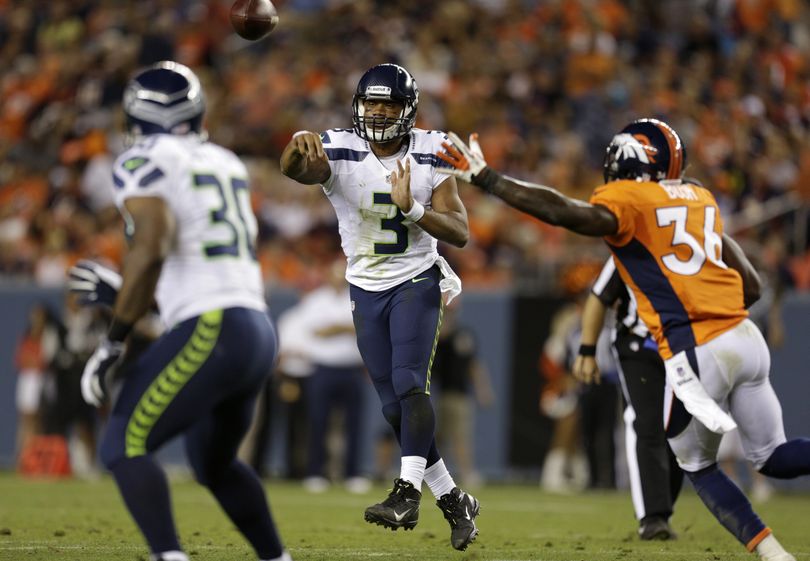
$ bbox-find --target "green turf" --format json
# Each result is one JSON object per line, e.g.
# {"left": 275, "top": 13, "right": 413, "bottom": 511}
{"left": 0, "top": 473, "right": 807, "bottom": 561}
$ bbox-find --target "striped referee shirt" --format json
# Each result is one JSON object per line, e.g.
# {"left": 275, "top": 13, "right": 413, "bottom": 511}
{"left": 591, "top": 256, "right": 651, "bottom": 340}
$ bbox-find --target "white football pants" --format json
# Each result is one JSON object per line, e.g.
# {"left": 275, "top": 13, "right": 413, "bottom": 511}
{"left": 666, "top": 319, "right": 786, "bottom": 472}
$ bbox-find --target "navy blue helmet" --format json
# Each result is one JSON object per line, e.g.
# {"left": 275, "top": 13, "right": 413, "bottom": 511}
{"left": 603, "top": 118, "right": 686, "bottom": 183}
{"left": 123, "top": 61, "right": 205, "bottom": 137}
{"left": 352, "top": 64, "right": 419, "bottom": 143}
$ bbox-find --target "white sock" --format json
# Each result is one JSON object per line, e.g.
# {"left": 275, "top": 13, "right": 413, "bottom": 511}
{"left": 260, "top": 551, "right": 292, "bottom": 561}
{"left": 755, "top": 534, "right": 794, "bottom": 560}
{"left": 424, "top": 459, "right": 456, "bottom": 499}
{"left": 151, "top": 552, "right": 189, "bottom": 561}
{"left": 400, "top": 456, "right": 427, "bottom": 490}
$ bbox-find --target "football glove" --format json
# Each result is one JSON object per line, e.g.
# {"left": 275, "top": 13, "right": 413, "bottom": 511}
{"left": 437, "top": 132, "right": 487, "bottom": 183}
{"left": 81, "top": 337, "right": 126, "bottom": 407}
{"left": 68, "top": 260, "right": 122, "bottom": 308}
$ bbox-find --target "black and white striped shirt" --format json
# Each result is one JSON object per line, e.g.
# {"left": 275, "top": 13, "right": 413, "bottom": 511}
{"left": 591, "top": 256, "right": 650, "bottom": 340}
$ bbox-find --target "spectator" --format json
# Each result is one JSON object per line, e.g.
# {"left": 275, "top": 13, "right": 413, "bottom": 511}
{"left": 14, "top": 303, "right": 62, "bottom": 462}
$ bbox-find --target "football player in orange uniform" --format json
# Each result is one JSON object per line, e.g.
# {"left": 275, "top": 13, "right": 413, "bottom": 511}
{"left": 438, "top": 119, "right": 810, "bottom": 561}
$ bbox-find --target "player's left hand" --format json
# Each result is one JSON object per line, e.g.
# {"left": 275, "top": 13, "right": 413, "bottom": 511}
{"left": 390, "top": 158, "right": 413, "bottom": 212}
{"left": 437, "top": 132, "right": 487, "bottom": 183}
{"left": 81, "top": 338, "right": 126, "bottom": 407}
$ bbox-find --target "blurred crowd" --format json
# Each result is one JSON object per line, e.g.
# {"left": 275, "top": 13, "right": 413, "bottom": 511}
{"left": 2, "top": 0, "right": 810, "bottom": 293}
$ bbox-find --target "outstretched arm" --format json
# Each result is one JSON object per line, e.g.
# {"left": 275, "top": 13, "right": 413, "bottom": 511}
{"left": 437, "top": 133, "right": 618, "bottom": 237}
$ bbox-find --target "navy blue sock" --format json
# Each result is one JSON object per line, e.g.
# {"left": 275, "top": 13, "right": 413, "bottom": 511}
{"left": 399, "top": 393, "right": 435, "bottom": 458}
{"left": 686, "top": 464, "right": 767, "bottom": 548}
{"left": 759, "top": 438, "right": 810, "bottom": 479}
{"left": 201, "top": 460, "right": 283, "bottom": 560}
{"left": 111, "top": 455, "right": 181, "bottom": 554}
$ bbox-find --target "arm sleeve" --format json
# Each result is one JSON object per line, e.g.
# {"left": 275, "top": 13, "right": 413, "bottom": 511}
{"left": 589, "top": 183, "right": 636, "bottom": 247}
{"left": 113, "top": 148, "right": 175, "bottom": 208}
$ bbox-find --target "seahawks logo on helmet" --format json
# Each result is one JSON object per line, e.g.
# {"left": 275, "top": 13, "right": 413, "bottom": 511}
{"left": 352, "top": 63, "right": 419, "bottom": 143}
{"left": 603, "top": 118, "right": 686, "bottom": 183}
{"left": 123, "top": 61, "right": 206, "bottom": 138}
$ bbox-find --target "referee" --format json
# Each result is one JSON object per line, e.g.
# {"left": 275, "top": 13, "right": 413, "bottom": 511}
{"left": 573, "top": 256, "right": 683, "bottom": 540}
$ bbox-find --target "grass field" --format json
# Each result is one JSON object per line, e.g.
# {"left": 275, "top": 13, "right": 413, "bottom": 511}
{"left": 0, "top": 473, "right": 808, "bottom": 561}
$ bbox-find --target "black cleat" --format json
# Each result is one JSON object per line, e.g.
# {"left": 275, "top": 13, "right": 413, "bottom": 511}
{"left": 638, "top": 516, "right": 677, "bottom": 541}
{"left": 436, "top": 487, "right": 480, "bottom": 551}
{"left": 364, "top": 478, "right": 421, "bottom": 531}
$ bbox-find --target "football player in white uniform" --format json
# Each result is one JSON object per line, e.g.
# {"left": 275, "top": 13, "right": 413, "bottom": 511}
{"left": 280, "top": 63, "right": 480, "bottom": 551}
{"left": 80, "top": 61, "right": 291, "bottom": 561}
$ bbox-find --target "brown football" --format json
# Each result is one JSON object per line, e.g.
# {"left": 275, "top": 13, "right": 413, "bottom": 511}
{"left": 230, "top": 0, "right": 278, "bottom": 41}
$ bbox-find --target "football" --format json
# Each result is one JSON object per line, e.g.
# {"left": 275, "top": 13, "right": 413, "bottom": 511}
{"left": 230, "top": 0, "right": 278, "bottom": 41}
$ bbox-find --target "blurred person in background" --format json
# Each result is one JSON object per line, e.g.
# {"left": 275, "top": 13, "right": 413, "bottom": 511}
{"left": 280, "top": 257, "right": 372, "bottom": 494}
{"left": 440, "top": 119, "right": 810, "bottom": 561}
{"left": 40, "top": 292, "right": 107, "bottom": 477}
{"left": 431, "top": 300, "right": 494, "bottom": 489}
{"left": 537, "top": 288, "right": 588, "bottom": 493}
{"left": 14, "top": 303, "right": 63, "bottom": 463}
{"left": 539, "top": 264, "right": 620, "bottom": 493}
{"left": 78, "top": 61, "right": 291, "bottom": 561}
{"left": 281, "top": 63, "right": 479, "bottom": 552}
{"left": 574, "top": 257, "right": 683, "bottom": 540}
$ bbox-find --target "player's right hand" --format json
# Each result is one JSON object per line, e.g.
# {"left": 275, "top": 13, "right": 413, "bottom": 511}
{"left": 68, "top": 260, "right": 122, "bottom": 308}
{"left": 437, "top": 132, "right": 487, "bottom": 183}
{"left": 291, "top": 130, "right": 327, "bottom": 162}
{"left": 81, "top": 337, "right": 126, "bottom": 407}
{"left": 573, "top": 355, "right": 601, "bottom": 385}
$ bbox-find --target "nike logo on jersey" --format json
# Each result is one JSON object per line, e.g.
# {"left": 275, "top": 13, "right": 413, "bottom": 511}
{"left": 412, "top": 277, "right": 429, "bottom": 283}
{"left": 394, "top": 508, "right": 413, "bottom": 521}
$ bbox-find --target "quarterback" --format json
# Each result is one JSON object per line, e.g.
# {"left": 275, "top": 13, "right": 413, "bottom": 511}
{"left": 281, "top": 63, "right": 480, "bottom": 551}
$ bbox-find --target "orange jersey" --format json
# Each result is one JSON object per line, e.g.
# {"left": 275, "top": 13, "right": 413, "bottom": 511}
{"left": 590, "top": 179, "right": 747, "bottom": 359}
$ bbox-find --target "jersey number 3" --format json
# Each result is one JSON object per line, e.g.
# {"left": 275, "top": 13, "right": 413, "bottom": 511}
{"left": 373, "top": 192, "right": 408, "bottom": 255}
{"left": 193, "top": 173, "right": 257, "bottom": 259}
{"left": 656, "top": 205, "right": 726, "bottom": 276}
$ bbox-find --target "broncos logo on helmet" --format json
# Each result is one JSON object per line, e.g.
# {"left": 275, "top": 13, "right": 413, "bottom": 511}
{"left": 352, "top": 63, "right": 419, "bottom": 143}
{"left": 123, "top": 61, "right": 205, "bottom": 137}
{"left": 603, "top": 118, "right": 686, "bottom": 183}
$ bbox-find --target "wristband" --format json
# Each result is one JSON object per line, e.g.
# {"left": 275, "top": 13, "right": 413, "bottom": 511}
{"left": 402, "top": 200, "right": 425, "bottom": 222}
{"left": 578, "top": 344, "right": 596, "bottom": 357}
{"left": 107, "top": 318, "right": 134, "bottom": 343}
{"left": 473, "top": 166, "right": 500, "bottom": 193}
{"left": 292, "top": 130, "right": 314, "bottom": 139}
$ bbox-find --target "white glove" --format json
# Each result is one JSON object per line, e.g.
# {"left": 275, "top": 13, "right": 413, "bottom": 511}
{"left": 68, "top": 260, "right": 122, "bottom": 308}
{"left": 437, "top": 132, "right": 488, "bottom": 183}
{"left": 81, "top": 338, "right": 126, "bottom": 407}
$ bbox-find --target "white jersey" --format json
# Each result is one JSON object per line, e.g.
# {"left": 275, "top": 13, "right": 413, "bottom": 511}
{"left": 113, "top": 134, "right": 266, "bottom": 327}
{"left": 320, "top": 128, "right": 449, "bottom": 291}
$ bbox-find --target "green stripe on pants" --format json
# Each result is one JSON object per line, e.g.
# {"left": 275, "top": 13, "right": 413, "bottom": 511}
{"left": 125, "top": 310, "right": 223, "bottom": 457}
